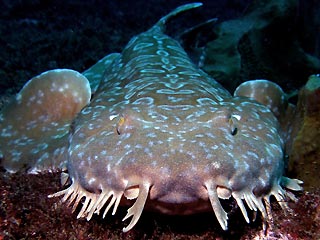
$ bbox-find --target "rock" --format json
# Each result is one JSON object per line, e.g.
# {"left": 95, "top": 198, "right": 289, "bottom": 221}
{"left": 289, "top": 74, "right": 320, "bottom": 191}
{"left": 202, "top": 0, "right": 320, "bottom": 92}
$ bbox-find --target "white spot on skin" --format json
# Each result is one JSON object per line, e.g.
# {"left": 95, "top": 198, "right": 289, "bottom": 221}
{"left": 227, "top": 152, "right": 234, "bottom": 158}
{"left": 77, "top": 152, "right": 85, "bottom": 158}
{"left": 211, "top": 145, "right": 219, "bottom": 150}
{"left": 211, "top": 161, "right": 221, "bottom": 169}
{"left": 264, "top": 169, "right": 270, "bottom": 178}
{"left": 247, "top": 151, "right": 259, "bottom": 159}
{"left": 36, "top": 152, "right": 49, "bottom": 164}
{"left": 243, "top": 161, "right": 250, "bottom": 170}
{"left": 259, "top": 177, "right": 266, "bottom": 186}
{"left": 88, "top": 178, "right": 96, "bottom": 185}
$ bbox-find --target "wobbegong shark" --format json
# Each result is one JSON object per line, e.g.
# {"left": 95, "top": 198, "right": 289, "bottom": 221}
{"left": 0, "top": 2, "right": 302, "bottom": 232}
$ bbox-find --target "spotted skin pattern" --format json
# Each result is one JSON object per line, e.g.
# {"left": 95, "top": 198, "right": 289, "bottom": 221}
{"left": 0, "top": 3, "right": 302, "bottom": 232}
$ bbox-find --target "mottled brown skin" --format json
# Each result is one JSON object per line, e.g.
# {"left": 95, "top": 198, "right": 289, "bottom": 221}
{"left": 54, "top": 3, "right": 301, "bottom": 232}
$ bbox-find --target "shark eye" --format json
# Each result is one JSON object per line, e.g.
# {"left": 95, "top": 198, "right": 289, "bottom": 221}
{"left": 229, "top": 114, "right": 241, "bottom": 136}
{"left": 108, "top": 114, "right": 123, "bottom": 135}
{"left": 230, "top": 126, "right": 238, "bottom": 136}
{"left": 116, "top": 116, "right": 125, "bottom": 135}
